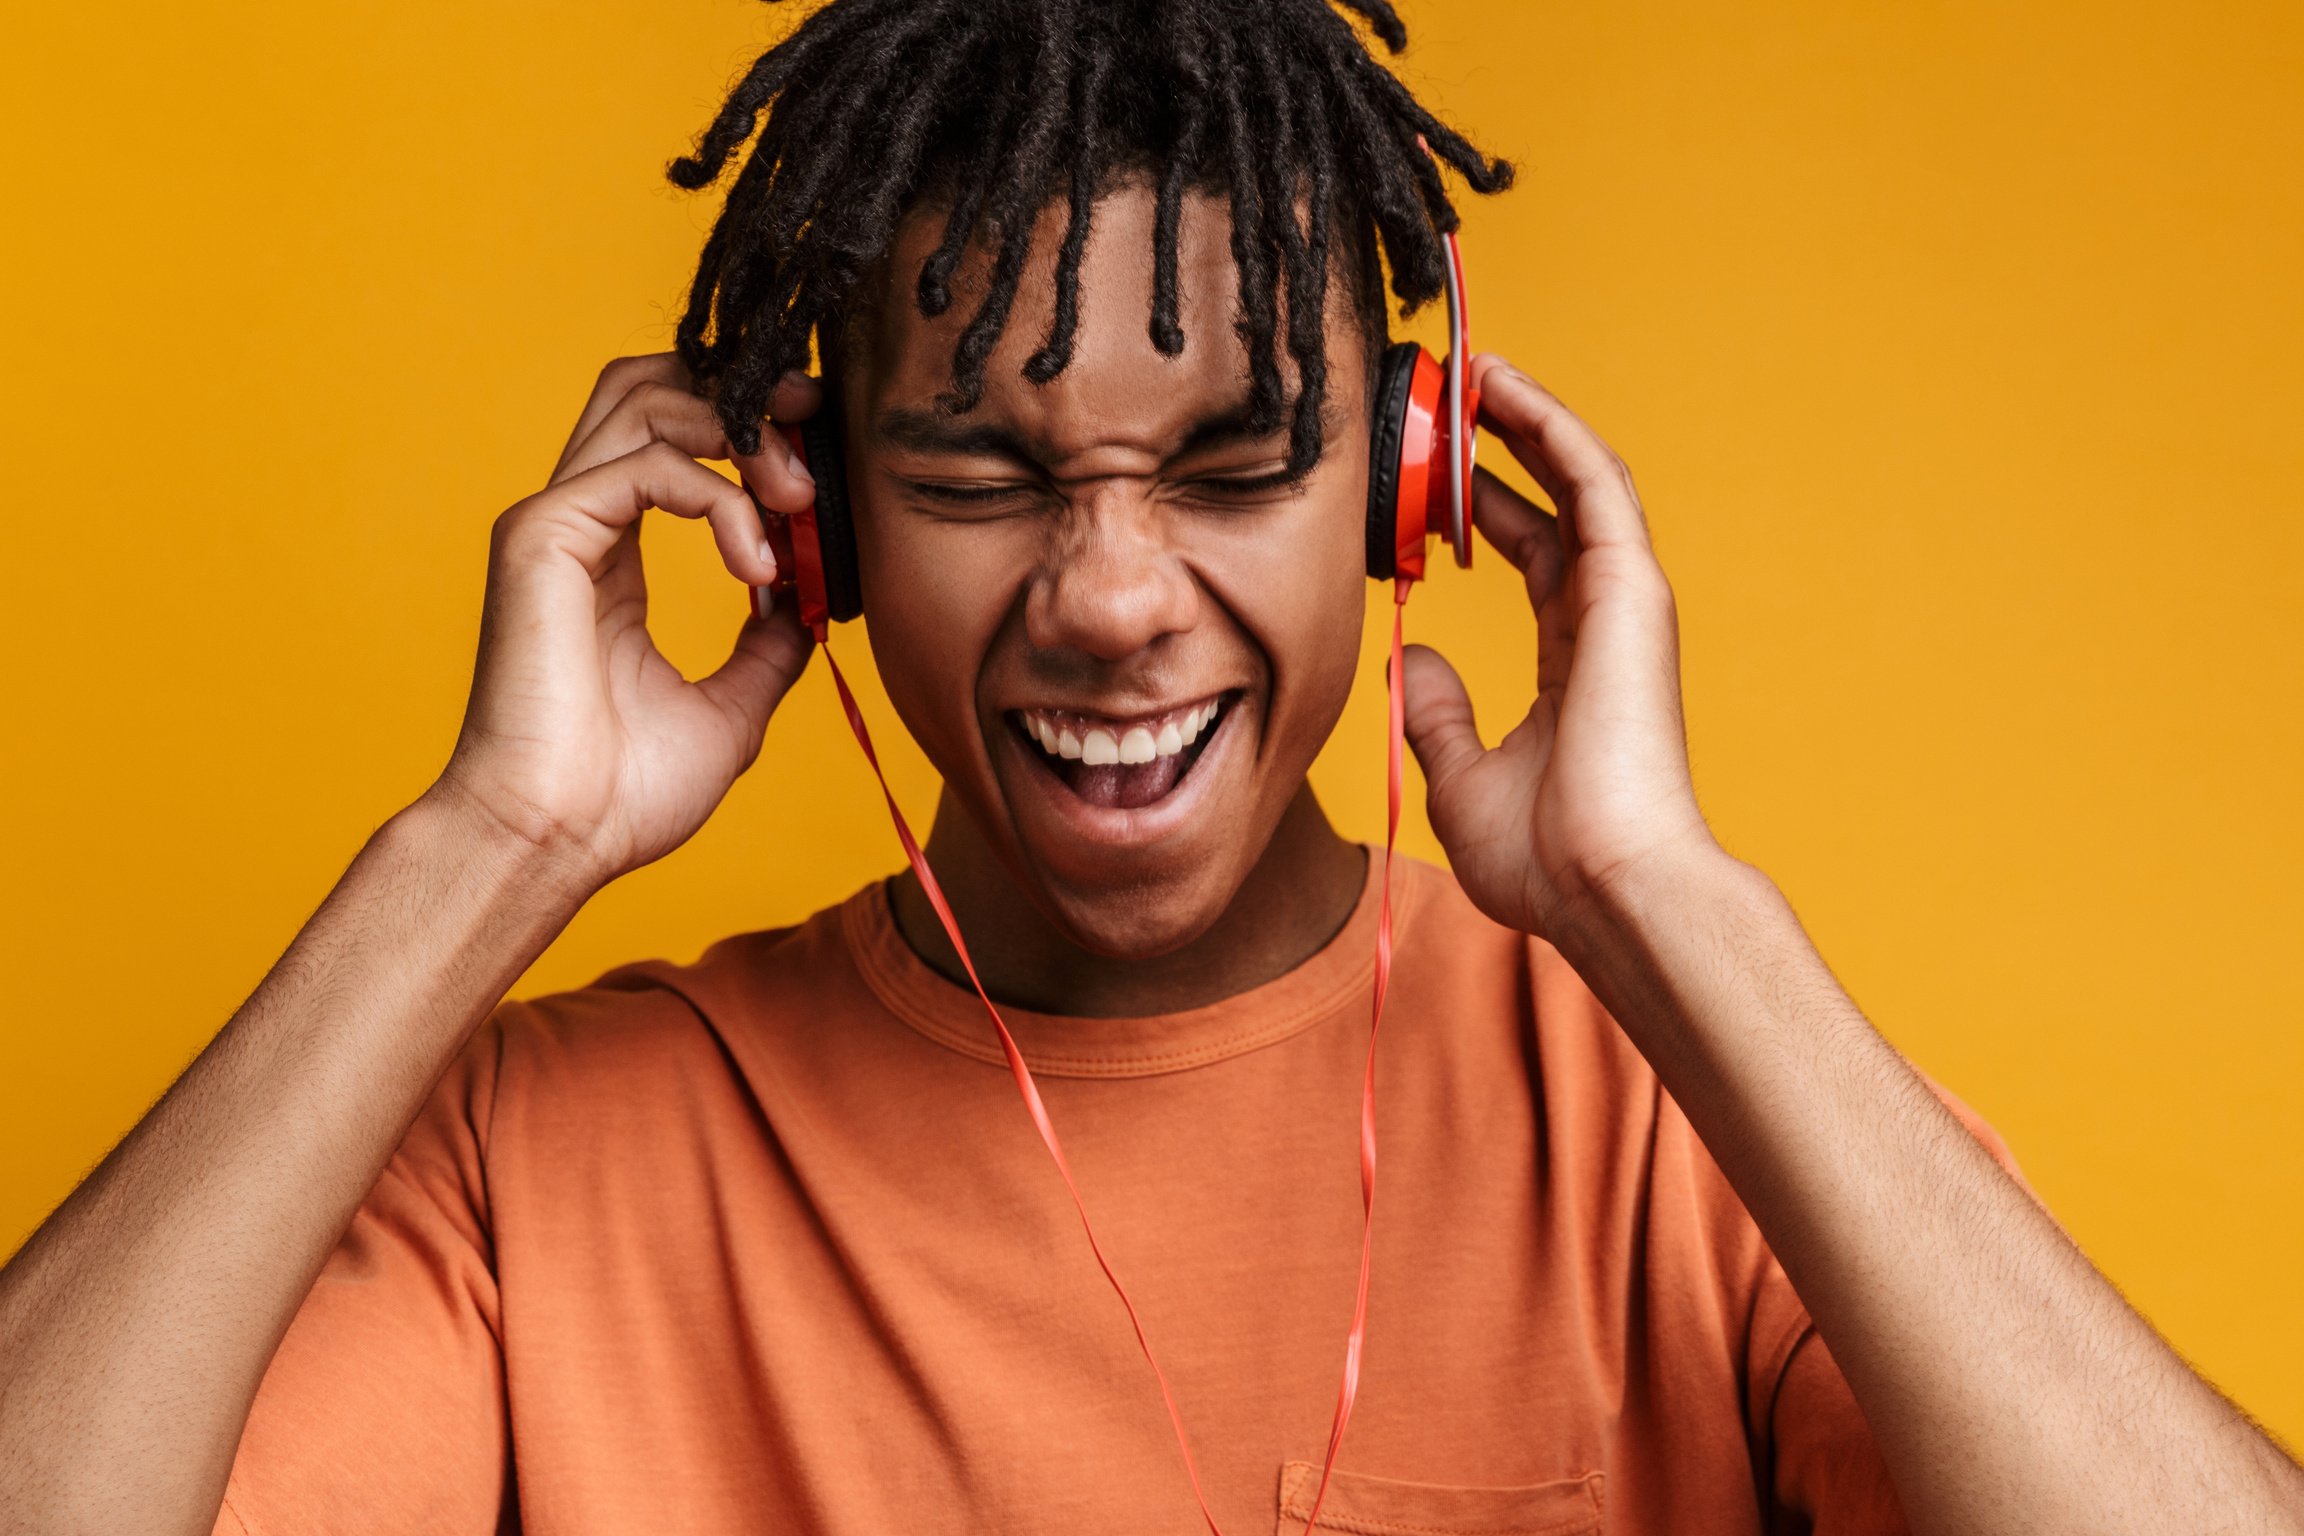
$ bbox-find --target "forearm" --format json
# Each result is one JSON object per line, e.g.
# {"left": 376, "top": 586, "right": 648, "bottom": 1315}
{"left": 0, "top": 791, "right": 592, "bottom": 1536}
{"left": 1552, "top": 848, "right": 2304, "bottom": 1535}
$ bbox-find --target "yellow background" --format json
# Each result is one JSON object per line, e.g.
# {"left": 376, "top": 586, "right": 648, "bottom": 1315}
{"left": 4, "top": 0, "right": 2298, "bottom": 1445}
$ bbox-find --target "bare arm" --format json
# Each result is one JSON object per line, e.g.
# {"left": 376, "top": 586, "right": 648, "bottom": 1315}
{"left": 0, "top": 794, "right": 586, "bottom": 1533}
{"left": 1556, "top": 842, "right": 2303, "bottom": 1533}
{"left": 1405, "top": 356, "right": 2304, "bottom": 1534}
{"left": 0, "top": 355, "right": 820, "bottom": 1536}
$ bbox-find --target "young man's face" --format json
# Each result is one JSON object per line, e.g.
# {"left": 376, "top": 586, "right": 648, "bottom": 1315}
{"left": 841, "top": 184, "right": 1374, "bottom": 959}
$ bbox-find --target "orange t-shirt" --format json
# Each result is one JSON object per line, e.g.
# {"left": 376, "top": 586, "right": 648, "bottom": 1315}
{"left": 215, "top": 852, "right": 2011, "bottom": 1535}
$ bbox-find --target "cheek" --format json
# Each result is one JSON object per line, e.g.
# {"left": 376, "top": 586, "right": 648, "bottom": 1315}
{"left": 1269, "top": 561, "right": 1368, "bottom": 762}
{"left": 851, "top": 493, "right": 1017, "bottom": 764}
{"left": 1195, "top": 499, "right": 1369, "bottom": 766}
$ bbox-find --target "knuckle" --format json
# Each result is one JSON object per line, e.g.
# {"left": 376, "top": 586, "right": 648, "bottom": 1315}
{"left": 597, "top": 353, "right": 652, "bottom": 385}
{"left": 490, "top": 500, "right": 550, "bottom": 561}
{"left": 591, "top": 356, "right": 640, "bottom": 399}
{"left": 626, "top": 377, "right": 693, "bottom": 415}
{"left": 594, "top": 353, "right": 679, "bottom": 405}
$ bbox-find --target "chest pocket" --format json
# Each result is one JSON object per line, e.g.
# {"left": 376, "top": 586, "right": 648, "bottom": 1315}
{"left": 1275, "top": 1460, "right": 1605, "bottom": 1536}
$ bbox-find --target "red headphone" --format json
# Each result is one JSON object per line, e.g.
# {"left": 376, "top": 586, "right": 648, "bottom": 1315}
{"left": 750, "top": 231, "right": 1476, "bottom": 637}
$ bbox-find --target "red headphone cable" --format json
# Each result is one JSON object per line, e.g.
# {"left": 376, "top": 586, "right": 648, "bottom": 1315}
{"left": 810, "top": 572, "right": 1410, "bottom": 1536}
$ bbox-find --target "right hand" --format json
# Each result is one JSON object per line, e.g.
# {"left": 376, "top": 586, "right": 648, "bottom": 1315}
{"left": 424, "top": 353, "right": 823, "bottom": 890}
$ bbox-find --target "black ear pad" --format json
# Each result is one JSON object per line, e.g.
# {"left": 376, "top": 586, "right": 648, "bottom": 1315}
{"left": 796, "top": 401, "right": 862, "bottom": 622}
{"left": 1364, "top": 341, "right": 1422, "bottom": 580}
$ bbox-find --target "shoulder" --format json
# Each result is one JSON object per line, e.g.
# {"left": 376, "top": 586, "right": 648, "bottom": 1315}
{"left": 466, "top": 886, "right": 878, "bottom": 1143}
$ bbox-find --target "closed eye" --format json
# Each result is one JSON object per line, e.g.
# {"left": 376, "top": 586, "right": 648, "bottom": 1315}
{"left": 904, "top": 479, "right": 1042, "bottom": 508}
{"left": 1191, "top": 469, "right": 1305, "bottom": 497}
{"left": 900, "top": 466, "right": 1310, "bottom": 508}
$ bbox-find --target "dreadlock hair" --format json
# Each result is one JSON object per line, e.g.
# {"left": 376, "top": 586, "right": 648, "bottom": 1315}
{"left": 667, "top": 0, "right": 1513, "bottom": 476}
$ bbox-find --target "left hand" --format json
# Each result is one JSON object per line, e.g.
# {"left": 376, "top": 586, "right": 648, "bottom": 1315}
{"left": 1402, "top": 355, "right": 1721, "bottom": 943}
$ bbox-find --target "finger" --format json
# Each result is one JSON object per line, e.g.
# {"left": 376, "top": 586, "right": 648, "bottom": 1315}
{"left": 509, "top": 440, "right": 779, "bottom": 586}
{"left": 552, "top": 377, "right": 736, "bottom": 487}
{"left": 763, "top": 368, "right": 825, "bottom": 424}
{"left": 696, "top": 587, "right": 816, "bottom": 759}
{"left": 553, "top": 354, "right": 690, "bottom": 482}
{"left": 556, "top": 369, "right": 824, "bottom": 519}
{"left": 1470, "top": 355, "right": 1654, "bottom": 558}
{"left": 739, "top": 371, "right": 827, "bottom": 517}
{"left": 1400, "top": 643, "right": 1487, "bottom": 804}
{"left": 1469, "top": 465, "right": 1567, "bottom": 612}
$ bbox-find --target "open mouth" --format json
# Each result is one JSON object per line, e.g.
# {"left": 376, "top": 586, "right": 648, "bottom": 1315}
{"left": 1008, "top": 693, "right": 1235, "bottom": 811}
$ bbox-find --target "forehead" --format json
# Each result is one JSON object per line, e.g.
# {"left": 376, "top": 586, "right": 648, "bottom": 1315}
{"left": 845, "top": 183, "right": 1333, "bottom": 461}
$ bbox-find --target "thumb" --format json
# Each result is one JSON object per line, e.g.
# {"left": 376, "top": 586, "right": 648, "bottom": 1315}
{"left": 696, "top": 593, "right": 814, "bottom": 755}
{"left": 1400, "top": 642, "right": 1486, "bottom": 803}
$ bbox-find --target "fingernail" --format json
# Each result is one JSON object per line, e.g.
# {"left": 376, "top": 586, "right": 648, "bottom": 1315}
{"left": 790, "top": 456, "right": 815, "bottom": 488}
{"left": 758, "top": 542, "right": 778, "bottom": 579}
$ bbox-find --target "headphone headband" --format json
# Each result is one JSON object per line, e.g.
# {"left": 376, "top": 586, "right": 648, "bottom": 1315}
{"left": 1440, "top": 229, "right": 1476, "bottom": 570}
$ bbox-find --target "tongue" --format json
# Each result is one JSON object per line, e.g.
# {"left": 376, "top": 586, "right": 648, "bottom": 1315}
{"left": 1059, "top": 754, "right": 1187, "bottom": 809}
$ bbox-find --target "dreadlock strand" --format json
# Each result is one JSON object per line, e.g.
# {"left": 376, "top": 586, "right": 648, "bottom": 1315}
{"left": 1149, "top": 9, "right": 1213, "bottom": 356}
{"left": 1327, "top": 0, "right": 1409, "bottom": 53}
{"left": 762, "top": 6, "right": 956, "bottom": 255}
{"left": 1341, "top": 43, "right": 1517, "bottom": 196}
{"left": 1320, "top": 47, "right": 1450, "bottom": 306}
{"left": 675, "top": 124, "right": 794, "bottom": 402}
{"left": 831, "top": 28, "right": 979, "bottom": 262}
{"left": 1209, "top": 26, "right": 1285, "bottom": 433}
{"left": 916, "top": 73, "right": 1023, "bottom": 317}
{"left": 1240, "top": 29, "right": 1328, "bottom": 473}
{"left": 1284, "top": 55, "right": 1344, "bottom": 471}
{"left": 943, "top": 0, "right": 1081, "bottom": 411}
{"left": 1024, "top": 46, "right": 1115, "bottom": 384}
{"left": 665, "top": 0, "right": 911, "bottom": 189}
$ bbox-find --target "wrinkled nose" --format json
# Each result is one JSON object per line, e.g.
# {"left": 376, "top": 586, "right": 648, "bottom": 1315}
{"left": 1024, "top": 493, "right": 1199, "bottom": 661}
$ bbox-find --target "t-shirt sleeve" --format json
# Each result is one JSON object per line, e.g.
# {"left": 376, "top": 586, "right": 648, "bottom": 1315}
{"left": 1758, "top": 1079, "right": 2029, "bottom": 1535}
{"left": 211, "top": 1008, "right": 520, "bottom": 1536}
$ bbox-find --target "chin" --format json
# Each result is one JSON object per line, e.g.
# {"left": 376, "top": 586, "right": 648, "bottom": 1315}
{"left": 1020, "top": 849, "right": 1262, "bottom": 962}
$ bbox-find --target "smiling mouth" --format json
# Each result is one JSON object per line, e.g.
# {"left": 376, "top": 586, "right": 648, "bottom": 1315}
{"left": 1008, "top": 694, "right": 1234, "bottom": 811}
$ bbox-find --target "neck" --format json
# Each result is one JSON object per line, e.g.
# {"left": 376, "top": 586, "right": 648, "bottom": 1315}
{"left": 888, "top": 783, "right": 1366, "bottom": 1018}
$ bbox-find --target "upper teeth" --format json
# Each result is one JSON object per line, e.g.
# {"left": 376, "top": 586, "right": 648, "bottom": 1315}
{"left": 1023, "top": 699, "right": 1221, "bottom": 765}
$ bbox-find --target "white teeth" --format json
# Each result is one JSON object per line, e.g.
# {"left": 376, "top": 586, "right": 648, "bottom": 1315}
{"left": 1022, "top": 698, "right": 1222, "bottom": 766}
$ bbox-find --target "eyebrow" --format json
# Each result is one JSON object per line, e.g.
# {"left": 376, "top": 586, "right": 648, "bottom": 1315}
{"left": 870, "top": 396, "right": 1322, "bottom": 472}
{"left": 871, "top": 410, "right": 1039, "bottom": 463}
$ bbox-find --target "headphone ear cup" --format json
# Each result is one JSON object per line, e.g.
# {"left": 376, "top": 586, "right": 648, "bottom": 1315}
{"left": 795, "top": 401, "right": 862, "bottom": 622}
{"left": 1365, "top": 342, "right": 1423, "bottom": 580}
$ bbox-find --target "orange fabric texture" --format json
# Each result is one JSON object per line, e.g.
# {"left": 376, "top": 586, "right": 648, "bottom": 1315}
{"left": 214, "top": 854, "right": 2016, "bottom": 1535}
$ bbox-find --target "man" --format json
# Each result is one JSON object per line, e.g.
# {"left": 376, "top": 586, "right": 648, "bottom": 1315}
{"left": 2, "top": 1, "right": 2299, "bottom": 1532}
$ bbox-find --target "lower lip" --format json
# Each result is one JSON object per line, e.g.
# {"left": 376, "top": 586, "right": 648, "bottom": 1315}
{"left": 1000, "top": 703, "right": 1241, "bottom": 851}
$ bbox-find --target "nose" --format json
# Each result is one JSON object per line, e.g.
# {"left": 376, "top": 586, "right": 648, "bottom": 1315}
{"left": 1024, "top": 489, "right": 1199, "bottom": 661}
